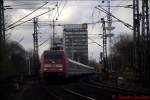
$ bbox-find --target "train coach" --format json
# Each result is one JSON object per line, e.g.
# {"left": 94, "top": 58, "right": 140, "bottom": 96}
{"left": 67, "top": 59, "right": 95, "bottom": 76}
{"left": 40, "top": 49, "right": 95, "bottom": 79}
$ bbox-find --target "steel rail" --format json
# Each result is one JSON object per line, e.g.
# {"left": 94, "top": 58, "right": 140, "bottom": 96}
{"left": 47, "top": 84, "right": 95, "bottom": 100}
{"left": 43, "top": 85, "right": 63, "bottom": 100}
{"left": 61, "top": 87, "right": 96, "bottom": 100}
{"left": 79, "top": 77, "right": 136, "bottom": 95}
{"left": 48, "top": 92, "right": 63, "bottom": 100}
{"left": 82, "top": 76, "right": 150, "bottom": 95}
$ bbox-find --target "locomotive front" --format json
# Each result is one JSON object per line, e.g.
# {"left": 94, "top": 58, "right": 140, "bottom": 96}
{"left": 40, "top": 50, "right": 67, "bottom": 78}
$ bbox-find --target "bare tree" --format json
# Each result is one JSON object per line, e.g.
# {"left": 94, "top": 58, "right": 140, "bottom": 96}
{"left": 110, "top": 34, "right": 135, "bottom": 82}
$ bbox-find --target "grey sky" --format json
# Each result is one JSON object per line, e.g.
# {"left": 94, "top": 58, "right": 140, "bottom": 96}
{"left": 4, "top": 0, "right": 135, "bottom": 62}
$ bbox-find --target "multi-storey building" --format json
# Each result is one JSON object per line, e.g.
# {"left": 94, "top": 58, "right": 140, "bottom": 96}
{"left": 63, "top": 24, "right": 88, "bottom": 64}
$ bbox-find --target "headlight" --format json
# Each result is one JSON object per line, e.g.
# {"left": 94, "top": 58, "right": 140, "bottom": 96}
{"left": 58, "top": 68, "right": 63, "bottom": 71}
{"left": 55, "top": 64, "right": 63, "bottom": 67}
{"left": 43, "top": 68, "right": 47, "bottom": 71}
{"left": 44, "top": 64, "right": 52, "bottom": 67}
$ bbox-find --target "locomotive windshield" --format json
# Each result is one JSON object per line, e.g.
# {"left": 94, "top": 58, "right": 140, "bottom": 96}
{"left": 45, "top": 54, "right": 64, "bottom": 61}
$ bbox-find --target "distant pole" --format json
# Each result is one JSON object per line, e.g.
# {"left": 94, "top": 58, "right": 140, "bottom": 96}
{"left": 52, "top": 20, "right": 55, "bottom": 47}
{"left": 33, "top": 17, "right": 39, "bottom": 75}
{"left": 0, "top": 0, "right": 1, "bottom": 41}
{"left": 141, "top": 0, "right": 149, "bottom": 84}
{"left": 101, "top": 18, "right": 108, "bottom": 75}
{"left": 133, "top": 0, "right": 141, "bottom": 82}
{"left": 106, "top": 0, "right": 113, "bottom": 72}
{"left": 0, "top": 0, "right": 5, "bottom": 42}
{"left": 28, "top": 55, "right": 31, "bottom": 75}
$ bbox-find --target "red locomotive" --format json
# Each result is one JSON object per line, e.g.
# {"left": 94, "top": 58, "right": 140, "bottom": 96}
{"left": 40, "top": 49, "right": 68, "bottom": 78}
{"left": 40, "top": 47, "right": 95, "bottom": 79}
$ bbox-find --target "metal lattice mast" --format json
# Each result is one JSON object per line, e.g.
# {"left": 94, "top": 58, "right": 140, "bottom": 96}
{"left": 133, "top": 0, "right": 141, "bottom": 80}
{"left": 141, "top": 0, "right": 149, "bottom": 83}
{"left": 107, "top": 0, "right": 112, "bottom": 31}
{"left": 106, "top": 0, "right": 114, "bottom": 72}
{"left": 33, "top": 17, "right": 39, "bottom": 75}
{"left": 0, "top": 0, "right": 2, "bottom": 41}
{"left": 0, "top": 0, "right": 5, "bottom": 42}
{"left": 101, "top": 18, "right": 108, "bottom": 72}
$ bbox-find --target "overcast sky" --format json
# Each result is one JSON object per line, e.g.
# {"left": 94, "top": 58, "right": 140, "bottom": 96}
{"left": 4, "top": 0, "right": 135, "bottom": 62}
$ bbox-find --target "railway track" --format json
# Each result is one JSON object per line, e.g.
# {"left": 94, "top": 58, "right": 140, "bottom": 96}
{"left": 61, "top": 79, "right": 113, "bottom": 99}
{"left": 45, "top": 76, "right": 122, "bottom": 100}
{"left": 47, "top": 84, "right": 96, "bottom": 100}
{"left": 17, "top": 75, "right": 150, "bottom": 100}
{"left": 80, "top": 77, "right": 133, "bottom": 95}
{"left": 80, "top": 76, "right": 150, "bottom": 95}
{"left": 18, "top": 77, "right": 99, "bottom": 100}
{"left": 62, "top": 86, "right": 96, "bottom": 100}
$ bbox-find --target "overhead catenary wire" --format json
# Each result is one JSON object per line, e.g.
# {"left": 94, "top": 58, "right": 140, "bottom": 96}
{"left": 5, "top": 0, "right": 136, "bottom": 1}
{"left": 17, "top": 36, "right": 24, "bottom": 43}
{"left": 39, "top": 37, "right": 51, "bottom": 47}
{"left": 6, "top": 2, "right": 48, "bottom": 28}
{"left": 5, "top": 2, "right": 47, "bottom": 7}
{"left": 55, "top": 0, "right": 68, "bottom": 20}
{"left": 56, "top": 0, "right": 62, "bottom": 19}
{"left": 47, "top": 2, "right": 60, "bottom": 21}
{"left": 4, "top": 1, "right": 57, "bottom": 7}
{"left": 5, "top": 8, "right": 55, "bottom": 31}
{"left": 4, "top": 2, "right": 58, "bottom": 9}
{"left": 100, "top": 5, "right": 132, "bottom": 8}
{"left": 92, "top": 1, "right": 122, "bottom": 25}
{"left": 52, "top": 1, "right": 61, "bottom": 20}
{"left": 95, "top": 6, "right": 133, "bottom": 30}
{"left": 4, "top": 7, "right": 56, "bottom": 9}
{"left": 88, "top": 37, "right": 103, "bottom": 47}
{"left": 38, "top": 34, "right": 102, "bottom": 48}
